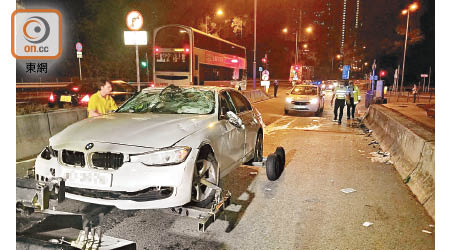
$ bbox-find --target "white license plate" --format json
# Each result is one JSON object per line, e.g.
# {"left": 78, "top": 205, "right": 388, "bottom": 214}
{"left": 63, "top": 170, "right": 112, "bottom": 188}
{"left": 294, "top": 105, "right": 306, "bottom": 109}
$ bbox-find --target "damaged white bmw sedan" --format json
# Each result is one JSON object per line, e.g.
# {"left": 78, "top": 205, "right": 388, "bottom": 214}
{"left": 34, "top": 85, "right": 264, "bottom": 209}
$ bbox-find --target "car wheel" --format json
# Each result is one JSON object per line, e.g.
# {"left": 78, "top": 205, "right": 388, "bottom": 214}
{"left": 253, "top": 132, "right": 264, "bottom": 162}
{"left": 191, "top": 150, "right": 218, "bottom": 208}
{"left": 284, "top": 109, "right": 289, "bottom": 115}
{"left": 266, "top": 153, "right": 281, "bottom": 181}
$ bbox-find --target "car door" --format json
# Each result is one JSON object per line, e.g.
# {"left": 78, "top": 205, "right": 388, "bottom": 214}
{"left": 216, "top": 91, "right": 245, "bottom": 176}
{"left": 227, "top": 90, "right": 259, "bottom": 161}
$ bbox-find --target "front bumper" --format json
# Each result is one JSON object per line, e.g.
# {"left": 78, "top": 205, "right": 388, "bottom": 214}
{"left": 34, "top": 148, "right": 198, "bottom": 209}
{"left": 285, "top": 101, "right": 319, "bottom": 112}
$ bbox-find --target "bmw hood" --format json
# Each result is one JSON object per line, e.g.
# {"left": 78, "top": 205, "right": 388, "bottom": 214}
{"left": 49, "top": 113, "right": 214, "bottom": 149}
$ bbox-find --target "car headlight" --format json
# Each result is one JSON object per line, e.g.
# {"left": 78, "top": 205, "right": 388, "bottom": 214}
{"left": 130, "top": 147, "right": 191, "bottom": 166}
{"left": 286, "top": 97, "right": 293, "bottom": 103}
{"left": 310, "top": 98, "right": 318, "bottom": 104}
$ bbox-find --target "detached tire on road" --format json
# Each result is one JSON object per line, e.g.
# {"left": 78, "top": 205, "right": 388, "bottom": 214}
{"left": 266, "top": 153, "right": 281, "bottom": 181}
{"left": 275, "top": 147, "right": 285, "bottom": 172}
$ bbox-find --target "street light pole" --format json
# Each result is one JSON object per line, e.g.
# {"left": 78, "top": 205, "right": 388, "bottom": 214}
{"left": 400, "top": 10, "right": 410, "bottom": 95}
{"left": 253, "top": 0, "right": 257, "bottom": 89}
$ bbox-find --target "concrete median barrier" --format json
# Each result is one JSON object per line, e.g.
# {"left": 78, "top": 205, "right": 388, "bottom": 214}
{"left": 363, "top": 105, "right": 435, "bottom": 220}
{"left": 16, "top": 108, "right": 88, "bottom": 176}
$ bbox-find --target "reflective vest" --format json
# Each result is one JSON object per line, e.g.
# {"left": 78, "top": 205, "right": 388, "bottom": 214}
{"left": 348, "top": 85, "right": 361, "bottom": 104}
{"left": 334, "top": 86, "right": 348, "bottom": 99}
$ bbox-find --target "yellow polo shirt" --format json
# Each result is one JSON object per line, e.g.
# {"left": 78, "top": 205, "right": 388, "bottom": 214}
{"left": 87, "top": 91, "right": 118, "bottom": 117}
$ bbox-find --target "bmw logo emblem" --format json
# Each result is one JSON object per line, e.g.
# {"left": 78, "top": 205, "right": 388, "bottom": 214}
{"left": 85, "top": 143, "right": 94, "bottom": 150}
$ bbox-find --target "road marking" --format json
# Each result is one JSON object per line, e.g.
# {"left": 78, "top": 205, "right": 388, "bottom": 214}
{"left": 17, "top": 158, "right": 36, "bottom": 164}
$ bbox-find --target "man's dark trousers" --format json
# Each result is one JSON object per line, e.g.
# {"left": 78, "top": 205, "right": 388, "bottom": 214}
{"left": 334, "top": 99, "right": 345, "bottom": 122}
{"left": 274, "top": 84, "right": 278, "bottom": 97}
{"left": 347, "top": 97, "right": 355, "bottom": 119}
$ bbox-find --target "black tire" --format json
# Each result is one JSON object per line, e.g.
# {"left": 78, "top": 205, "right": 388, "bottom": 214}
{"left": 284, "top": 109, "right": 289, "bottom": 115}
{"left": 190, "top": 149, "right": 219, "bottom": 208}
{"left": 266, "top": 153, "right": 280, "bottom": 181}
{"left": 275, "top": 147, "right": 285, "bottom": 172}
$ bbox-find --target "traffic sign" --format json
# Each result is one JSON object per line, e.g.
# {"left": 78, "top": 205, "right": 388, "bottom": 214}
{"left": 262, "top": 70, "right": 269, "bottom": 81}
{"left": 342, "top": 65, "right": 350, "bottom": 80}
{"left": 259, "top": 67, "right": 263, "bottom": 72}
{"left": 75, "top": 42, "right": 82, "bottom": 52}
{"left": 76, "top": 51, "right": 82, "bottom": 58}
{"left": 421, "top": 74, "right": 428, "bottom": 78}
{"left": 126, "top": 11, "right": 143, "bottom": 31}
{"left": 370, "top": 75, "right": 378, "bottom": 80}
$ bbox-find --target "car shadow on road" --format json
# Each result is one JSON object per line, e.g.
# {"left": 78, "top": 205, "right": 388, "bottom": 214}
{"left": 220, "top": 166, "right": 258, "bottom": 233}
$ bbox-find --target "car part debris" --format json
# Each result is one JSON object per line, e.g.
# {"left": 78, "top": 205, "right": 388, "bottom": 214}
{"left": 340, "top": 188, "right": 357, "bottom": 194}
{"left": 363, "top": 222, "right": 373, "bottom": 227}
{"left": 422, "top": 230, "right": 433, "bottom": 234}
{"left": 403, "top": 176, "right": 411, "bottom": 184}
{"left": 250, "top": 171, "right": 258, "bottom": 175}
{"left": 368, "top": 140, "right": 379, "bottom": 146}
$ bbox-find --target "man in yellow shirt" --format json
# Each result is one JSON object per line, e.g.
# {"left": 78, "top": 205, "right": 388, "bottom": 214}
{"left": 87, "top": 80, "right": 118, "bottom": 117}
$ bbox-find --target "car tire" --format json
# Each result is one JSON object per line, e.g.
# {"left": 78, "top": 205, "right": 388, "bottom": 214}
{"left": 190, "top": 149, "right": 219, "bottom": 208}
{"left": 253, "top": 132, "right": 264, "bottom": 162}
{"left": 275, "top": 147, "right": 285, "bottom": 172}
{"left": 266, "top": 153, "right": 281, "bottom": 181}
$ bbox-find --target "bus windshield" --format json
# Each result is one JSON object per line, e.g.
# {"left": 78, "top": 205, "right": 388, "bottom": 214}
{"left": 155, "top": 27, "right": 190, "bottom": 72}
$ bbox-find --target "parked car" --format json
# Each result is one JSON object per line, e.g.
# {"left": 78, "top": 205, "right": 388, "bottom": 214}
{"left": 48, "top": 80, "right": 136, "bottom": 108}
{"left": 35, "top": 85, "right": 265, "bottom": 209}
{"left": 284, "top": 84, "right": 324, "bottom": 115}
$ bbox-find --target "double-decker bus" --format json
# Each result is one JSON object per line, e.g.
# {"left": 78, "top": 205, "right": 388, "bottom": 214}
{"left": 153, "top": 24, "right": 247, "bottom": 87}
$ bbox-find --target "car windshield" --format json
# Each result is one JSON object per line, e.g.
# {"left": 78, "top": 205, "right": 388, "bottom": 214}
{"left": 116, "top": 85, "right": 215, "bottom": 115}
{"left": 290, "top": 86, "right": 318, "bottom": 95}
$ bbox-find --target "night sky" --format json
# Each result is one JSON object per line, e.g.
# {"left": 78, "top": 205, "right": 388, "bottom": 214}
{"left": 16, "top": 0, "right": 434, "bottom": 86}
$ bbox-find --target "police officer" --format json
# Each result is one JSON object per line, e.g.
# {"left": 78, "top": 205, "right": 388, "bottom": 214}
{"left": 346, "top": 81, "right": 361, "bottom": 120}
{"left": 331, "top": 81, "right": 349, "bottom": 125}
{"left": 273, "top": 79, "right": 279, "bottom": 97}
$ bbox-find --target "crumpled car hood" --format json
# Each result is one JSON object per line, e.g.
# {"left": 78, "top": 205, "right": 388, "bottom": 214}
{"left": 50, "top": 112, "right": 213, "bottom": 149}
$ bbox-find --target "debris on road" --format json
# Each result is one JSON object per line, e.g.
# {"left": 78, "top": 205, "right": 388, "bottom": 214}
{"left": 340, "top": 188, "right": 357, "bottom": 194}
{"left": 429, "top": 224, "right": 434, "bottom": 228}
{"left": 403, "top": 176, "right": 411, "bottom": 184}
{"left": 358, "top": 150, "right": 365, "bottom": 153}
{"left": 363, "top": 222, "right": 373, "bottom": 227}
{"left": 368, "top": 140, "right": 379, "bottom": 146}
{"left": 265, "top": 188, "right": 272, "bottom": 191}
{"left": 250, "top": 171, "right": 258, "bottom": 175}
{"left": 422, "top": 230, "right": 433, "bottom": 234}
{"left": 369, "top": 151, "right": 391, "bottom": 164}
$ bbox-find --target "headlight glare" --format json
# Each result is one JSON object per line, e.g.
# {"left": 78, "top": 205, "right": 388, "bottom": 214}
{"left": 286, "top": 97, "right": 293, "bottom": 103}
{"left": 130, "top": 147, "right": 191, "bottom": 166}
{"left": 310, "top": 98, "right": 318, "bottom": 104}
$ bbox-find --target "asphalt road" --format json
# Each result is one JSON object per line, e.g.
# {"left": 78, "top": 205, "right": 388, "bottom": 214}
{"left": 54, "top": 86, "right": 435, "bottom": 250}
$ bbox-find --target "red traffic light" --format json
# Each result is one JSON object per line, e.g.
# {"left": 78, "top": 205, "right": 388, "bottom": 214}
{"left": 154, "top": 46, "right": 161, "bottom": 54}
{"left": 294, "top": 65, "right": 299, "bottom": 70}
{"left": 380, "top": 70, "right": 386, "bottom": 77}
{"left": 262, "top": 57, "right": 267, "bottom": 63}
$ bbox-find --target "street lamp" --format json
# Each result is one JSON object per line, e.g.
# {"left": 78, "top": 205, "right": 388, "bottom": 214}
{"left": 305, "top": 26, "right": 313, "bottom": 34}
{"left": 331, "top": 54, "right": 342, "bottom": 79}
{"left": 206, "top": 9, "right": 224, "bottom": 34}
{"left": 400, "top": 2, "right": 419, "bottom": 94}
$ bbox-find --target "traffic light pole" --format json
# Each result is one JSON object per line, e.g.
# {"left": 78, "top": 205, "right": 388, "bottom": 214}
{"left": 135, "top": 44, "right": 141, "bottom": 91}
{"left": 253, "top": 0, "right": 257, "bottom": 90}
{"left": 145, "top": 52, "right": 150, "bottom": 83}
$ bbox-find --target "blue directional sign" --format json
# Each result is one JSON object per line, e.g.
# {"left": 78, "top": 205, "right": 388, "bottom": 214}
{"left": 342, "top": 65, "right": 350, "bottom": 80}
{"left": 258, "top": 67, "right": 263, "bottom": 72}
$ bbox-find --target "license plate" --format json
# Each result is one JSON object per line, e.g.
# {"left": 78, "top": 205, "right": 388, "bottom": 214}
{"left": 60, "top": 95, "right": 72, "bottom": 102}
{"left": 63, "top": 169, "right": 112, "bottom": 188}
{"left": 294, "top": 105, "right": 306, "bottom": 109}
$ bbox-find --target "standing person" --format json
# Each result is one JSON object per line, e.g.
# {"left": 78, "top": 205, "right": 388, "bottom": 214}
{"left": 331, "top": 81, "right": 349, "bottom": 125}
{"left": 346, "top": 81, "right": 360, "bottom": 120}
{"left": 412, "top": 84, "right": 418, "bottom": 103}
{"left": 88, "top": 79, "right": 118, "bottom": 117}
{"left": 273, "top": 80, "right": 279, "bottom": 97}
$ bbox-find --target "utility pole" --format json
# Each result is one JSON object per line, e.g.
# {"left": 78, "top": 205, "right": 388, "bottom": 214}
{"left": 253, "top": 0, "right": 257, "bottom": 89}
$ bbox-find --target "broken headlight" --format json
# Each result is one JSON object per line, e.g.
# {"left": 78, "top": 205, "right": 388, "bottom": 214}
{"left": 130, "top": 147, "right": 191, "bottom": 166}
{"left": 40, "top": 146, "right": 58, "bottom": 160}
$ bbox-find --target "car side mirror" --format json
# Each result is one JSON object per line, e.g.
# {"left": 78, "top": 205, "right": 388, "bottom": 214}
{"left": 226, "top": 111, "right": 244, "bottom": 129}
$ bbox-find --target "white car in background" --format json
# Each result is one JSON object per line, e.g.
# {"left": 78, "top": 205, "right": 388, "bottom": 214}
{"left": 34, "top": 85, "right": 264, "bottom": 209}
{"left": 284, "top": 84, "right": 325, "bottom": 115}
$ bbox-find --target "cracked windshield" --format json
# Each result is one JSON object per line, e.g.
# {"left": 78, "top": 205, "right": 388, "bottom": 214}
{"left": 117, "top": 85, "right": 215, "bottom": 114}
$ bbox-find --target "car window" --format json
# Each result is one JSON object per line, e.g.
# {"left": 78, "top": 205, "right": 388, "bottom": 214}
{"left": 290, "top": 86, "right": 318, "bottom": 95}
{"left": 228, "top": 90, "right": 250, "bottom": 113}
{"left": 218, "top": 92, "right": 236, "bottom": 118}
